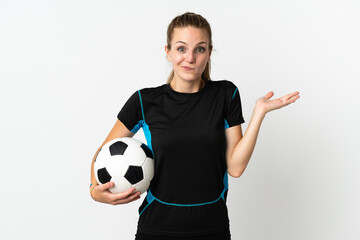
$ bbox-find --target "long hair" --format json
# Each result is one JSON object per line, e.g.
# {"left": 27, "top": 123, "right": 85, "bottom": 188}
{"left": 166, "top": 12, "right": 213, "bottom": 84}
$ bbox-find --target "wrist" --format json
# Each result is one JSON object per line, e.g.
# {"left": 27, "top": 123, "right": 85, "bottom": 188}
{"left": 90, "top": 183, "right": 98, "bottom": 199}
{"left": 253, "top": 103, "right": 267, "bottom": 119}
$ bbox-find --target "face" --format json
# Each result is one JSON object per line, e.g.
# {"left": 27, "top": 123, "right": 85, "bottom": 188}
{"left": 165, "top": 26, "right": 212, "bottom": 84}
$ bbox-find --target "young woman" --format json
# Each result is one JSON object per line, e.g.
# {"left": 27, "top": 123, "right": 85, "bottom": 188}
{"left": 90, "top": 12, "right": 300, "bottom": 240}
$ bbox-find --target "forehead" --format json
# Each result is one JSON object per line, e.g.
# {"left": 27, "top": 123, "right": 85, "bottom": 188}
{"left": 171, "top": 26, "right": 209, "bottom": 44}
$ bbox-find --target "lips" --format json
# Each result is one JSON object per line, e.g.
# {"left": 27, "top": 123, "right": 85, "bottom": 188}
{"left": 182, "top": 66, "right": 194, "bottom": 71}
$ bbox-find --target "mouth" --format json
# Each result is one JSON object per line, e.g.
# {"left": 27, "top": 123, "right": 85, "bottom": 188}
{"left": 182, "top": 66, "right": 194, "bottom": 71}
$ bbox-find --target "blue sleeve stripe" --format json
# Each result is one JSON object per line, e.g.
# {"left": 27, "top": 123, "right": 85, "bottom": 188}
{"left": 231, "top": 87, "right": 238, "bottom": 101}
{"left": 224, "top": 119, "right": 229, "bottom": 129}
{"left": 138, "top": 90, "right": 145, "bottom": 121}
{"left": 130, "top": 122, "right": 142, "bottom": 133}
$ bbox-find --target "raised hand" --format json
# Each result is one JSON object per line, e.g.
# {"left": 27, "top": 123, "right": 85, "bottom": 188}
{"left": 255, "top": 91, "right": 300, "bottom": 115}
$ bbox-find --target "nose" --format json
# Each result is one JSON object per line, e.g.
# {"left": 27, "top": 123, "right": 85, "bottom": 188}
{"left": 185, "top": 50, "right": 196, "bottom": 63}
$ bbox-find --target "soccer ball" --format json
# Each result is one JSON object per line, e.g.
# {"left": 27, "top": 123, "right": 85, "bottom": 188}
{"left": 94, "top": 137, "right": 154, "bottom": 194}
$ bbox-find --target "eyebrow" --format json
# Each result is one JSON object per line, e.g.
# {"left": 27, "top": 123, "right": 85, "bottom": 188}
{"left": 175, "top": 41, "right": 208, "bottom": 45}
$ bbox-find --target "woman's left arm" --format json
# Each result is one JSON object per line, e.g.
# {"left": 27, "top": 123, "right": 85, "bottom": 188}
{"left": 226, "top": 91, "right": 300, "bottom": 178}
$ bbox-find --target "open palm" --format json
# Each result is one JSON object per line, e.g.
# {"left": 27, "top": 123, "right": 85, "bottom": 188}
{"left": 256, "top": 91, "right": 300, "bottom": 114}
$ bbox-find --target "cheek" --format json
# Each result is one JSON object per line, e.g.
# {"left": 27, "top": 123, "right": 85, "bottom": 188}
{"left": 172, "top": 54, "right": 184, "bottom": 65}
{"left": 198, "top": 55, "right": 209, "bottom": 66}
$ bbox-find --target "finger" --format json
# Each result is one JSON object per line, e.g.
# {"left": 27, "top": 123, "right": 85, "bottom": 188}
{"left": 288, "top": 94, "right": 300, "bottom": 103}
{"left": 283, "top": 93, "right": 300, "bottom": 104}
{"left": 98, "top": 181, "right": 114, "bottom": 191}
{"left": 111, "top": 186, "right": 137, "bottom": 200}
{"left": 280, "top": 94, "right": 300, "bottom": 107}
{"left": 112, "top": 191, "right": 141, "bottom": 205}
{"left": 282, "top": 91, "right": 300, "bottom": 101}
{"left": 264, "top": 91, "right": 274, "bottom": 99}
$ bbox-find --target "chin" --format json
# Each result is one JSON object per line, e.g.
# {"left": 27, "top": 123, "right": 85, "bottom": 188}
{"left": 176, "top": 73, "right": 202, "bottom": 82}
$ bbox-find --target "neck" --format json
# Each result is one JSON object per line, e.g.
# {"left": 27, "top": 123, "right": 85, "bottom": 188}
{"left": 170, "top": 78, "right": 205, "bottom": 93}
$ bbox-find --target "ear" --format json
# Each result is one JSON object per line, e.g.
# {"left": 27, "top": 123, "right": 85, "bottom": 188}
{"left": 165, "top": 45, "right": 171, "bottom": 61}
{"left": 208, "top": 46, "right": 213, "bottom": 61}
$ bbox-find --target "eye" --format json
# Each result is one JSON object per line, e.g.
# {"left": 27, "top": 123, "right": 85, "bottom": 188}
{"left": 177, "top": 47, "right": 185, "bottom": 52}
{"left": 197, "top": 47, "right": 206, "bottom": 53}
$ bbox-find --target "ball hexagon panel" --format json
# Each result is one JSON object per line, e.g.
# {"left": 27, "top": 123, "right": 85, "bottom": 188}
{"left": 123, "top": 145, "right": 146, "bottom": 166}
{"left": 141, "top": 143, "right": 153, "bottom": 159}
{"left": 106, "top": 155, "right": 129, "bottom": 177}
{"left": 121, "top": 137, "right": 142, "bottom": 147}
{"left": 133, "top": 179, "right": 150, "bottom": 194}
{"left": 97, "top": 167, "right": 112, "bottom": 184}
{"left": 124, "top": 166, "right": 144, "bottom": 184}
{"left": 109, "top": 176, "right": 132, "bottom": 193}
{"left": 94, "top": 147, "right": 109, "bottom": 168}
{"left": 109, "top": 141, "right": 127, "bottom": 156}
{"left": 142, "top": 157, "right": 154, "bottom": 181}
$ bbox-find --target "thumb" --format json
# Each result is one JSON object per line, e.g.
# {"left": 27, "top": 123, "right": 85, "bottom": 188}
{"left": 99, "top": 181, "right": 114, "bottom": 191}
{"left": 264, "top": 91, "right": 274, "bottom": 99}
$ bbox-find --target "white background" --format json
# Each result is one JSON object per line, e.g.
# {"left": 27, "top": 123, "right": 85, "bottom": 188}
{"left": 1, "top": 0, "right": 359, "bottom": 239}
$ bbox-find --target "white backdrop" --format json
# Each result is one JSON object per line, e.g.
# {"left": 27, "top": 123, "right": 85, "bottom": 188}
{"left": 1, "top": 0, "right": 359, "bottom": 239}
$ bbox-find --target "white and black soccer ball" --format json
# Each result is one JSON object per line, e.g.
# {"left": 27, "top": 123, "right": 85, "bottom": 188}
{"left": 94, "top": 137, "right": 154, "bottom": 194}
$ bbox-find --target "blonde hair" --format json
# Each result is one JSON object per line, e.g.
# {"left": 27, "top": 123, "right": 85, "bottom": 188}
{"left": 166, "top": 12, "right": 213, "bottom": 84}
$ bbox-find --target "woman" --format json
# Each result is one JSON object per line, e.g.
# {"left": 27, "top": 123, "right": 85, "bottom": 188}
{"left": 90, "top": 12, "right": 300, "bottom": 240}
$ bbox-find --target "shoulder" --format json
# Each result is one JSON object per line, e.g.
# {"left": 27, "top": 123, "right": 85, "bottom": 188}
{"left": 208, "top": 79, "right": 237, "bottom": 87}
{"left": 208, "top": 80, "right": 239, "bottom": 94}
{"left": 139, "top": 84, "right": 165, "bottom": 92}
{"left": 124, "top": 84, "right": 165, "bottom": 102}
{"left": 137, "top": 84, "right": 167, "bottom": 99}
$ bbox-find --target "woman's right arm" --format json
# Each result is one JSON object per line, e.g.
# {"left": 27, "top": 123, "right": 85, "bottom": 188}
{"left": 90, "top": 119, "right": 142, "bottom": 205}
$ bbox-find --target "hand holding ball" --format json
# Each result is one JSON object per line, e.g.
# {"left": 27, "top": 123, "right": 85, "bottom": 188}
{"left": 94, "top": 137, "right": 154, "bottom": 194}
